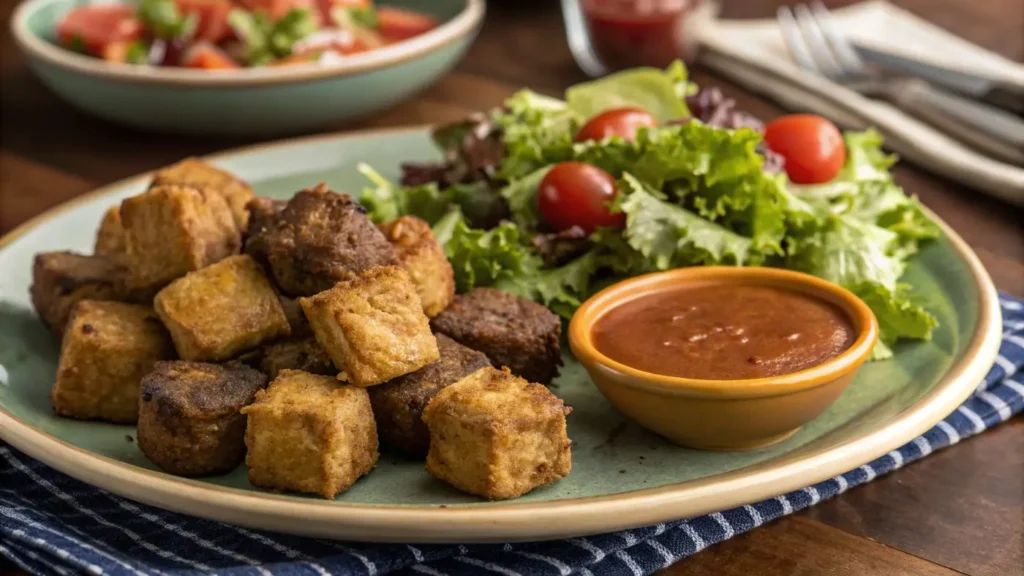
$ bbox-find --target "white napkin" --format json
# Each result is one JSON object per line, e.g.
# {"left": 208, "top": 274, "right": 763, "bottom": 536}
{"left": 694, "top": 0, "right": 1024, "bottom": 205}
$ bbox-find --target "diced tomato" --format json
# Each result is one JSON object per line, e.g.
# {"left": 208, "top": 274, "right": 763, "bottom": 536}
{"left": 101, "top": 41, "right": 130, "bottom": 63}
{"left": 376, "top": 7, "right": 436, "bottom": 41}
{"left": 181, "top": 42, "right": 240, "bottom": 69}
{"left": 237, "top": 0, "right": 322, "bottom": 24}
{"left": 174, "top": 0, "right": 232, "bottom": 42}
{"left": 57, "top": 4, "right": 143, "bottom": 57}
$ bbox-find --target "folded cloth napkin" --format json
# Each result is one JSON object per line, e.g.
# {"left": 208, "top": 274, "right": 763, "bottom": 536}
{"left": 695, "top": 0, "right": 1024, "bottom": 206}
{"left": 2, "top": 294, "right": 1023, "bottom": 576}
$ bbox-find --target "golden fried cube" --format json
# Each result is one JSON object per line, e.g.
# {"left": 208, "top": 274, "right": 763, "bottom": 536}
{"left": 423, "top": 367, "right": 572, "bottom": 500}
{"left": 151, "top": 157, "right": 254, "bottom": 230}
{"left": 155, "top": 255, "right": 289, "bottom": 362}
{"left": 94, "top": 206, "right": 126, "bottom": 258}
{"left": 121, "top": 185, "right": 240, "bottom": 294}
{"left": 30, "top": 251, "right": 128, "bottom": 338}
{"left": 241, "top": 370, "right": 378, "bottom": 498}
{"left": 300, "top": 266, "right": 438, "bottom": 387}
{"left": 378, "top": 216, "right": 454, "bottom": 318}
{"left": 51, "top": 301, "right": 174, "bottom": 423}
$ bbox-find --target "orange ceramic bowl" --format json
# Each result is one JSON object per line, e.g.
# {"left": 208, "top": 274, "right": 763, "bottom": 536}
{"left": 569, "top": 267, "right": 879, "bottom": 451}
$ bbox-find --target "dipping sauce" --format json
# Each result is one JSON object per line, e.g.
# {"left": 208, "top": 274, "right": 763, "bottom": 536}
{"left": 592, "top": 284, "right": 856, "bottom": 380}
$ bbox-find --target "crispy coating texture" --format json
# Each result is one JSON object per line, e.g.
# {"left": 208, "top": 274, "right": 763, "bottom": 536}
{"left": 120, "top": 185, "right": 241, "bottom": 294}
{"left": 260, "top": 337, "right": 334, "bottom": 380}
{"left": 369, "top": 334, "right": 490, "bottom": 457}
{"left": 300, "top": 266, "right": 439, "bottom": 387}
{"left": 422, "top": 367, "right": 572, "bottom": 500}
{"left": 51, "top": 301, "right": 174, "bottom": 423}
{"left": 431, "top": 288, "right": 562, "bottom": 385}
{"left": 253, "top": 184, "right": 397, "bottom": 297}
{"left": 94, "top": 206, "right": 127, "bottom": 258}
{"left": 137, "top": 361, "right": 267, "bottom": 477}
{"left": 30, "top": 252, "right": 129, "bottom": 339}
{"left": 241, "top": 370, "right": 378, "bottom": 499}
{"left": 378, "top": 216, "right": 455, "bottom": 318}
{"left": 242, "top": 196, "right": 286, "bottom": 270}
{"left": 155, "top": 255, "right": 290, "bottom": 362}
{"left": 151, "top": 157, "right": 255, "bottom": 231}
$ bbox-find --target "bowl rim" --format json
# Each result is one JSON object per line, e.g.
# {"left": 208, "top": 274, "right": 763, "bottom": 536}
{"left": 568, "top": 266, "right": 880, "bottom": 399}
{"left": 10, "top": 0, "right": 484, "bottom": 87}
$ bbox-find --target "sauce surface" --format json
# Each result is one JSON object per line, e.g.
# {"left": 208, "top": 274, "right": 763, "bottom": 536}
{"left": 592, "top": 284, "right": 856, "bottom": 380}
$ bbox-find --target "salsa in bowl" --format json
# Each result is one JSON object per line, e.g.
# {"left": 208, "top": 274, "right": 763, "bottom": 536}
{"left": 569, "top": 267, "right": 879, "bottom": 451}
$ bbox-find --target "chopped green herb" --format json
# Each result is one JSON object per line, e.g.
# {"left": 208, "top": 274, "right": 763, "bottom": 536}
{"left": 137, "top": 0, "right": 197, "bottom": 40}
{"left": 125, "top": 40, "right": 150, "bottom": 64}
{"left": 227, "top": 8, "right": 318, "bottom": 66}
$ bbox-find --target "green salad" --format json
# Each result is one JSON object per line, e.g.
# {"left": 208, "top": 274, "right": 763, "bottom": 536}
{"left": 359, "top": 63, "right": 940, "bottom": 360}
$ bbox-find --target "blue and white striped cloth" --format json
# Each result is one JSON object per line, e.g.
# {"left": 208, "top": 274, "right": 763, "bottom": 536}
{"left": 2, "top": 294, "right": 1022, "bottom": 576}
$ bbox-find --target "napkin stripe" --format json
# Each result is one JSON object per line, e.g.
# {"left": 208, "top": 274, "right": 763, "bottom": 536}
{"left": 2, "top": 296, "right": 1022, "bottom": 576}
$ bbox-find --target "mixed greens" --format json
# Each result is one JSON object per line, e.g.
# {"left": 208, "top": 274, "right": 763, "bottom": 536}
{"left": 360, "top": 63, "right": 940, "bottom": 360}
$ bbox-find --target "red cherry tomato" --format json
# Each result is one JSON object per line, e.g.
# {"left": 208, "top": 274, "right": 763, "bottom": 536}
{"left": 575, "top": 107, "right": 657, "bottom": 143}
{"left": 174, "top": 0, "right": 233, "bottom": 42}
{"left": 57, "top": 4, "right": 143, "bottom": 57}
{"left": 376, "top": 7, "right": 438, "bottom": 41}
{"left": 538, "top": 162, "right": 624, "bottom": 234}
{"left": 763, "top": 114, "right": 847, "bottom": 184}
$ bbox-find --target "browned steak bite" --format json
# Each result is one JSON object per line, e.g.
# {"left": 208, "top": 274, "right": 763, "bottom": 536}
{"left": 430, "top": 288, "right": 562, "bottom": 385}
{"left": 259, "top": 336, "right": 334, "bottom": 380}
{"left": 30, "top": 251, "right": 129, "bottom": 338}
{"left": 242, "top": 196, "right": 286, "bottom": 270}
{"left": 137, "top": 361, "right": 267, "bottom": 477}
{"left": 254, "top": 183, "right": 397, "bottom": 297}
{"left": 369, "top": 334, "right": 491, "bottom": 457}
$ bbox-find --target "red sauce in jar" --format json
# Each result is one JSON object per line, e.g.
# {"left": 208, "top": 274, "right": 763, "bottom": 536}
{"left": 582, "top": 0, "right": 702, "bottom": 70}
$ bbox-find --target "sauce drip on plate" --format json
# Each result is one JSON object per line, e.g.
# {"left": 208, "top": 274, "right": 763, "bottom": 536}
{"left": 592, "top": 284, "right": 856, "bottom": 380}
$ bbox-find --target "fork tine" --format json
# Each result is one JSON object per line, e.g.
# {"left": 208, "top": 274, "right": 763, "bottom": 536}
{"left": 809, "top": 1, "right": 866, "bottom": 76}
{"left": 777, "top": 5, "right": 821, "bottom": 74}
{"left": 792, "top": 3, "right": 845, "bottom": 79}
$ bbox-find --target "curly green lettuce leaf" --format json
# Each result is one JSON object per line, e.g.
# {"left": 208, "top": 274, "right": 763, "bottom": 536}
{"left": 358, "top": 163, "right": 452, "bottom": 224}
{"left": 496, "top": 251, "right": 601, "bottom": 319}
{"left": 566, "top": 65, "right": 690, "bottom": 123}
{"left": 500, "top": 166, "right": 551, "bottom": 229}
{"left": 598, "top": 174, "right": 755, "bottom": 272}
{"left": 850, "top": 282, "right": 939, "bottom": 360}
{"left": 493, "top": 90, "right": 580, "bottom": 180}
{"left": 439, "top": 212, "right": 536, "bottom": 293}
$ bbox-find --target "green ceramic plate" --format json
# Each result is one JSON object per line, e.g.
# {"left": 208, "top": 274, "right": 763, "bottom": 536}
{"left": 10, "top": 0, "right": 483, "bottom": 135}
{"left": 0, "top": 128, "right": 1002, "bottom": 543}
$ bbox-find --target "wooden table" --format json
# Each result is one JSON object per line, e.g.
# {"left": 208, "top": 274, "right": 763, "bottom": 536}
{"left": 1, "top": 0, "right": 1021, "bottom": 574}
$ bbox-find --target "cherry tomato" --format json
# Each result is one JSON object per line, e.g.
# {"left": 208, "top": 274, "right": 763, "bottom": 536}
{"left": 538, "top": 162, "right": 624, "bottom": 234}
{"left": 575, "top": 107, "right": 657, "bottom": 143}
{"left": 763, "top": 114, "right": 847, "bottom": 184}
{"left": 376, "top": 7, "right": 437, "bottom": 41}
{"left": 181, "top": 42, "right": 240, "bottom": 69}
{"left": 57, "top": 4, "right": 143, "bottom": 57}
{"left": 174, "top": 0, "right": 233, "bottom": 42}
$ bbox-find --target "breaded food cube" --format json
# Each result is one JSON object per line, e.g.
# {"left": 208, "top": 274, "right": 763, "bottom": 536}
{"left": 30, "top": 251, "right": 129, "bottom": 338}
{"left": 431, "top": 288, "right": 562, "bottom": 385}
{"left": 378, "top": 216, "right": 454, "bottom": 318}
{"left": 260, "top": 337, "right": 334, "bottom": 380}
{"left": 151, "top": 157, "right": 254, "bottom": 230}
{"left": 155, "top": 254, "right": 290, "bottom": 362}
{"left": 51, "top": 301, "right": 174, "bottom": 423}
{"left": 369, "top": 334, "right": 490, "bottom": 456}
{"left": 241, "top": 370, "right": 378, "bottom": 498}
{"left": 94, "top": 206, "right": 127, "bottom": 258}
{"left": 423, "top": 367, "right": 572, "bottom": 500}
{"left": 300, "top": 266, "right": 439, "bottom": 387}
{"left": 251, "top": 184, "right": 397, "bottom": 297}
{"left": 138, "top": 361, "right": 267, "bottom": 476}
{"left": 121, "top": 185, "right": 240, "bottom": 293}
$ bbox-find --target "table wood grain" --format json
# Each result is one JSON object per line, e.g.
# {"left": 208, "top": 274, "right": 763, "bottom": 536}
{"left": 1, "top": 0, "right": 1022, "bottom": 574}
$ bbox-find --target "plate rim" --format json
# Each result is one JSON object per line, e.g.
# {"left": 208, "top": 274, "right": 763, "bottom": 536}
{"left": 0, "top": 126, "right": 1003, "bottom": 543}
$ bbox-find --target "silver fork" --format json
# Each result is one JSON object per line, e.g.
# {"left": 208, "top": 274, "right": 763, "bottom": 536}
{"left": 779, "top": 2, "right": 1024, "bottom": 166}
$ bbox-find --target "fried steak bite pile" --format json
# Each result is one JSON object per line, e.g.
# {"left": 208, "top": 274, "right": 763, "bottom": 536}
{"left": 30, "top": 158, "right": 574, "bottom": 501}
